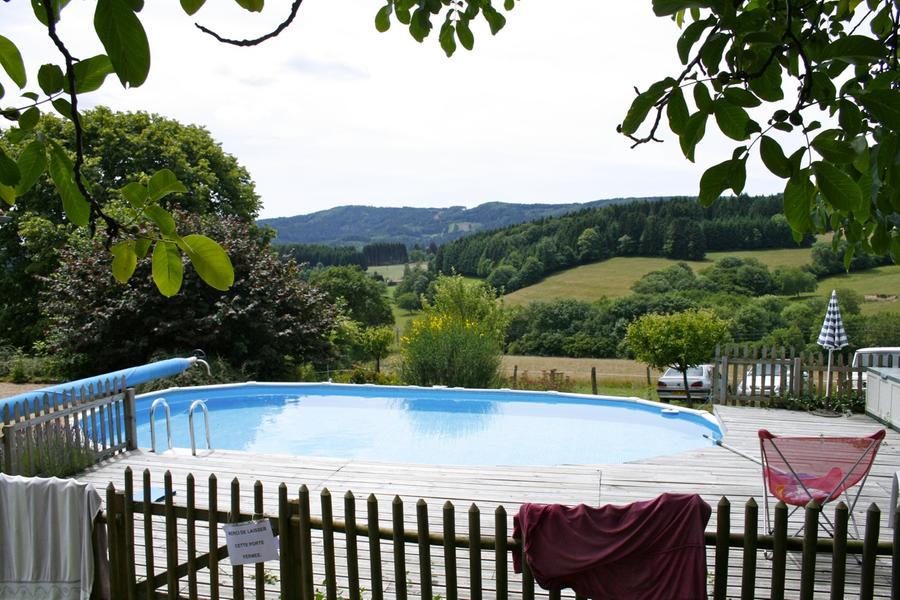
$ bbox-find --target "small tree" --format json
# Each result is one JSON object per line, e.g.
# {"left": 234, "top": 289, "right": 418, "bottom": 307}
{"left": 395, "top": 292, "right": 420, "bottom": 313}
{"left": 361, "top": 326, "right": 395, "bottom": 373}
{"left": 625, "top": 309, "right": 729, "bottom": 408}
{"left": 773, "top": 266, "right": 817, "bottom": 297}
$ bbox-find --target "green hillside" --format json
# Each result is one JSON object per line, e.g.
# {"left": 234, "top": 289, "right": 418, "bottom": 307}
{"left": 503, "top": 247, "right": 898, "bottom": 315}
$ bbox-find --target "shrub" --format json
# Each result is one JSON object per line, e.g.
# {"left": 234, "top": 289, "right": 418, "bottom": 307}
{"left": 400, "top": 276, "right": 506, "bottom": 388}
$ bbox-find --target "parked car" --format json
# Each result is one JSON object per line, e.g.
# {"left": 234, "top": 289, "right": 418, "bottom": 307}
{"left": 849, "top": 347, "right": 900, "bottom": 390}
{"left": 656, "top": 364, "right": 713, "bottom": 401}
{"left": 738, "top": 362, "right": 804, "bottom": 396}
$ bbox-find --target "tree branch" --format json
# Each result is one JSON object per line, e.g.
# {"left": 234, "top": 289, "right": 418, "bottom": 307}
{"left": 42, "top": 1, "right": 120, "bottom": 240}
{"left": 195, "top": 0, "right": 305, "bottom": 47}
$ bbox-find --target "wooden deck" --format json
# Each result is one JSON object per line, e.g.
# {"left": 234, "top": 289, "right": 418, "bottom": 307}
{"left": 79, "top": 405, "right": 900, "bottom": 599}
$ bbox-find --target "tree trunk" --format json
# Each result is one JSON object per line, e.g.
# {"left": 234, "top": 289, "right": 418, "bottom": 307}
{"left": 682, "top": 368, "right": 693, "bottom": 409}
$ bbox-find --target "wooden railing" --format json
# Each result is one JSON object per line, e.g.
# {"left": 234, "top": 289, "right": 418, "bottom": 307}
{"left": 0, "top": 377, "right": 136, "bottom": 476}
{"left": 103, "top": 467, "right": 898, "bottom": 600}
{"left": 711, "top": 345, "right": 891, "bottom": 406}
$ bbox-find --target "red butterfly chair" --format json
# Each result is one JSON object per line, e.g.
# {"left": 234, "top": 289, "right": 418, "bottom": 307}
{"left": 759, "top": 428, "right": 885, "bottom": 538}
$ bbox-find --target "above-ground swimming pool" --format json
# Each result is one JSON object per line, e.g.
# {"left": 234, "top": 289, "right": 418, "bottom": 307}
{"left": 135, "top": 383, "right": 722, "bottom": 466}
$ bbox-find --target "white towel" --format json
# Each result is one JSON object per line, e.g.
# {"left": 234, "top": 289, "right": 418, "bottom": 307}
{"left": 0, "top": 474, "right": 102, "bottom": 600}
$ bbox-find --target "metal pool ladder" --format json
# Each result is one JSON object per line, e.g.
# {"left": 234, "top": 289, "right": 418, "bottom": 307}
{"left": 149, "top": 397, "right": 172, "bottom": 453}
{"left": 189, "top": 399, "right": 212, "bottom": 456}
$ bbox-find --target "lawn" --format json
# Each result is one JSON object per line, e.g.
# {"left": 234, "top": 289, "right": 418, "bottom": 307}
{"left": 367, "top": 262, "right": 425, "bottom": 282}
{"left": 817, "top": 265, "right": 900, "bottom": 315}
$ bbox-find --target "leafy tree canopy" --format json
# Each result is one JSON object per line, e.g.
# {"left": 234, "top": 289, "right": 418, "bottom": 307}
{"left": 309, "top": 265, "right": 395, "bottom": 328}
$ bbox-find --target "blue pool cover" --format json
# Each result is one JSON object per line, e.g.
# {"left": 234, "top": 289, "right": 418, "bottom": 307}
{"left": 0, "top": 357, "right": 199, "bottom": 412}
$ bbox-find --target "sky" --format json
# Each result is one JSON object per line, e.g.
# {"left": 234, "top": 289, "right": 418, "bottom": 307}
{"left": 3, "top": 1, "right": 785, "bottom": 219}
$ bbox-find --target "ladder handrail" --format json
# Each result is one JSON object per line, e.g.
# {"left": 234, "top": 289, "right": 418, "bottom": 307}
{"left": 188, "top": 399, "right": 212, "bottom": 456}
{"left": 149, "top": 397, "right": 172, "bottom": 453}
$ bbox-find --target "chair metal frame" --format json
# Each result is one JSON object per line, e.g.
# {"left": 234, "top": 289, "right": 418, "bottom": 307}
{"left": 759, "top": 429, "right": 885, "bottom": 539}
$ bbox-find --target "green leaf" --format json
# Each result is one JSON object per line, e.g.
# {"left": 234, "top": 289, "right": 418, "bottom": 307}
{"left": 148, "top": 169, "right": 187, "bottom": 202}
{"left": 652, "top": 0, "right": 709, "bottom": 17}
{"left": 145, "top": 204, "right": 177, "bottom": 236}
{"left": 748, "top": 61, "right": 783, "bottom": 102}
{"left": 721, "top": 87, "right": 761, "bottom": 108}
{"left": 37, "top": 63, "right": 65, "bottom": 95}
{"left": 94, "top": 0, "right": 151, "bottom": 88}
{"left": 439, "top": 21, "right": 456, "bottom": 57}
{"left": 179, "top": 234, "right": 234, "bottom": 291}
{"left": 456, "top": 19, "right": 474, "bottom": 50}
{"left": 666, "top": 87, "right": 689, "bottom": 135}
{"left": 135, "top": 237, "right": 152, "bottom": 258}
{"left": 839, "top": 99, "right": 863, "bottom": 137}
{"left": 15, "top": 139, "right": 47, "bottom": 196}
{"left": 235, "top": 0, "right": 264, "bottom": 11}
{"left": 0, "top": 148, "right": 21, "bottom": 187}
{"left": 47, "top": 141, "right": 89, "bottom": 226}
{"left": 825, "top": 35, "right": 885, "bottom": 64}
{"left": 375, "top": 4, "right": 392, "bottom": 32}
{"left": 693, "top": 82, "right": 713, "bottom": 113}
{"left": 72, "top": 55, "right": 114, "bottom": 93}
{"left": 119, "top": 181, "right": 148, "bottom": 208}
{"left": 620, "top": 78, "right": 676, "bottom": 136}
{"left": 180, "top": 0, "right": 206, "bottom": 15}
{"left": 813, "top": 160, "right": 863, "bottom": 213}
{"left": 701, "top": 34, "right": 728, "bottom": 74}
{"left": 677, "top": 18, "right": 712, "bottom": 64}
{"left": 0, "top": 184, "right": 15, "bottom": 206}
{"left": 482, "top": 6, "right": 506, "bottom": 35}
{"left": 759, "top": 136, "right": 792, "bottom": 179}
{"left": 679, "top": 111, "right": 707, "bottom": 162}
{"left": 783, "top": 173, "right": 816, "bottom": 232}
{"left": 151, "top": 240, "right": 183, "bottom": 297}
{"left": 0, "top": 35, "right": 27, "bottom": 88}
{"left": 110, "top": 240, "right": 137, "bottom": 283}
{"left": 18, "top": 106, "right": 40, "bottom": 131}
{"left": 698, "top": 158, "right": 744, "bottom": 206}
{"left": 857, "top": 89, "right": 900, "bottom": 133}
{"left": 713, "top": 99, "right": 751, "bottom": 141}
{"left": 51, "top": 98, "right": 73, "bottom": 120}
{"left": 811, "top": 133, "right": 856, "bottom": 164}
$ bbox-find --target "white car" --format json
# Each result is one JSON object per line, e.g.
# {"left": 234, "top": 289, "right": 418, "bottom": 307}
{"left": 738, "top": 362, "right": 799, "bottom": 396}
{"left": 849, "top": 347, "right": 900, "bottom": 390}
{"left": 656, "top": 365, "right": 713, "bottom": 401}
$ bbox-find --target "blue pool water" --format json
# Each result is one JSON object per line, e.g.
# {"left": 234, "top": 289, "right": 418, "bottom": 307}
{"left": 135, "top": 383, "right": 722, "bottom": 466}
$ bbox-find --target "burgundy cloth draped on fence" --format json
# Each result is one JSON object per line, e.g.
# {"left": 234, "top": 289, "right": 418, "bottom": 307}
{"left": 513, "top": 493, "right": 711, "bottom": 600}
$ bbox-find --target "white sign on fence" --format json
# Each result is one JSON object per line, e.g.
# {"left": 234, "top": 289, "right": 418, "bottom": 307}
{"left": 223, "top": 520, "right": 279, "bottom": 565}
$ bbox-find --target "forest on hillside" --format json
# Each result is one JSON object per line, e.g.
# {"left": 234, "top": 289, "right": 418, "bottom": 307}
{"left": 435, "top": 196, "right": 816, "bottom": 291}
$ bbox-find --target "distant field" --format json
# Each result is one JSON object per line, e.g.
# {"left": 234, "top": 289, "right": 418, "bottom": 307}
{"left": 818, "top": 265, "right": 900, "bottom": 315}
{"left": 501, "top": 355, "right": 661, "bottom": 383}
{"left": 504, "top": 246, "right": 817, "bottom": 306}
{"left": 367, "top": 262, "right": 425, "bottom": 282}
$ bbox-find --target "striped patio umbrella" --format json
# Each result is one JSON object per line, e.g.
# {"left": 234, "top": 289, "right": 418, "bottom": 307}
{"left": 817, "top": 289, "right": 849, "bottom": 398}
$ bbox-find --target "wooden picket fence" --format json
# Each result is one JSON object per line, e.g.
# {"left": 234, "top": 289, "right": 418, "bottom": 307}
{"left": 101, "top": 467, "right": 898, "bottom": 600}
{"left": 0, "top": 377, "right": 137, "bottom": 476}
{"left": 711, "top": 345, "right": 890, "bottom": 406}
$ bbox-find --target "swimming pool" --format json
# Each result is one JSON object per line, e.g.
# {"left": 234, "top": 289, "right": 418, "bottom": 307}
{"left": 135, "top": 383, "right": 722, "bottom": 466}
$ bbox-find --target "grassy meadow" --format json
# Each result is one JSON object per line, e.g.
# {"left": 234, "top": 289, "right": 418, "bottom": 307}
{"left": 818, "top": 265, "right": 900, "bottom": 315}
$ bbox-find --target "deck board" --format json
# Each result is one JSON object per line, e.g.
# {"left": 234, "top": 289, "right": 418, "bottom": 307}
{"left": 79, "top": 405, "right": 899, "bottom": 599}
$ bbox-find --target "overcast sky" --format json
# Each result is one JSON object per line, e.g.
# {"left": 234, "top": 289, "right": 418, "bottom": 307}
{"left": 4, "top": 1, "right": 784, "bottom": 219}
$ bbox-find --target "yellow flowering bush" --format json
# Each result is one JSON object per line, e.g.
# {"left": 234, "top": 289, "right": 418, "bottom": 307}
{"left": 400, "top": 275, "right": 507, "bottom": 388}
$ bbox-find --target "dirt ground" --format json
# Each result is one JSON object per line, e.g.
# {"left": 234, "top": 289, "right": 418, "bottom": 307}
{"left": 0, "top": 382, "right": 45, "bottom": 399}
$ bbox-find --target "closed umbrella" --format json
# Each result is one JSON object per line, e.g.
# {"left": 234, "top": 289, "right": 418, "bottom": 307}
{"left": 817, "top": 289, "right": 849, "bottom": 398}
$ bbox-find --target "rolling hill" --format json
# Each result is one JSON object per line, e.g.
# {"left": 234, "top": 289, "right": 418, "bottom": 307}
{"left": 259, "top": 198, "right": 662, "bottom": 247}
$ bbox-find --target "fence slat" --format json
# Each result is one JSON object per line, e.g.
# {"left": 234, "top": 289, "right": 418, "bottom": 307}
{"left": 495, "top": 506, "right": 508, "bottom": 600}
{"left": 416, "top": 499, "right": 433, "bottom": 600}
{"left": 392, "top": 496, "right": 408, "bottom": 600}
{"left": 231, "top": 478, "right": 245, "bottom": 600}
{"left": 164, "top": 471, "right": 179, "bottom": 599}
{"left": 299, "top": 486, "right": 314, "bottom": 600}
{"left": 209, "top": 474, "right": 220, "bottom": 600}
{"left": 187, "top": 474, "right": 198, "bottom": 600}
{"left": 443, "top": 501, "right": 458, "bottom": 600}
{"left": 254, "top": 481, "right": 265, "bottom": 600}
{"left": 142, "top": 469, "right": 156, "bottom": 600}
{"left": 770, "top": 501, "right": 787, "bottom": 600}
{"left": 469, "top": 503, "right": 482, "bottom": 600}
{"left": 321, "top": 489, "right": 337, "bottom": 600}
{"left": 367, "top": 493, "right": 384, "bottom": 600}
{"left": 521, "top": 551, "right": 535, "bottom": 600}
{"left": 714, "top": 497, "right": 730, "bottom": 600}
{"left": 831, "top": 501, "right": 848, "bottom": 600}
{"left": 740, "top": 498, "right": 757, "bottom": 600}
{"left": 122, "top": 467, "right": 136, "bottom": 600}
{"left": 859, "top": 503, "right": 880, "bottom": 600}
{"left": 344, "top": 492, "right": 360, "bottom": 600}
{"left": 800, "top": 501, "right": 819, "bottom": 600}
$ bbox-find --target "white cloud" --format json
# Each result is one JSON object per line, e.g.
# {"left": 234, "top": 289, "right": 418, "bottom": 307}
{"left": 2, "top": 2, "right": 785, "bottom": 219}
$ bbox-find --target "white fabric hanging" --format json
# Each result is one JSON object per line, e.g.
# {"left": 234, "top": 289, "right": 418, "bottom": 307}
{"left": 0, "top": 474, "right": 102, "bottom": 600}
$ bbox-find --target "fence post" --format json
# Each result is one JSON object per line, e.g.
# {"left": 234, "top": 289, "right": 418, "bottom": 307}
{"left": 719, "top": 355, "right": 729, "bottom": 404}
{"left": 2, "top": 404, "right": 14, "bottom": 475}
{"left": 591, "top": 367, "right": 597, "bottom": 395}
{"left": 512, "top": 365, "right": 518, "bottom": 389}
{"left": 792, "top": 357, "right": 802, "bottom": 397}
{"left": 860, "top": 504, "right": 880, "bottom": 600}
{"left": 714, "top": 497, "right": 730, "bottom": 600}
{"left": 123, "top": 388, "right": 137, "bottom": 451}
